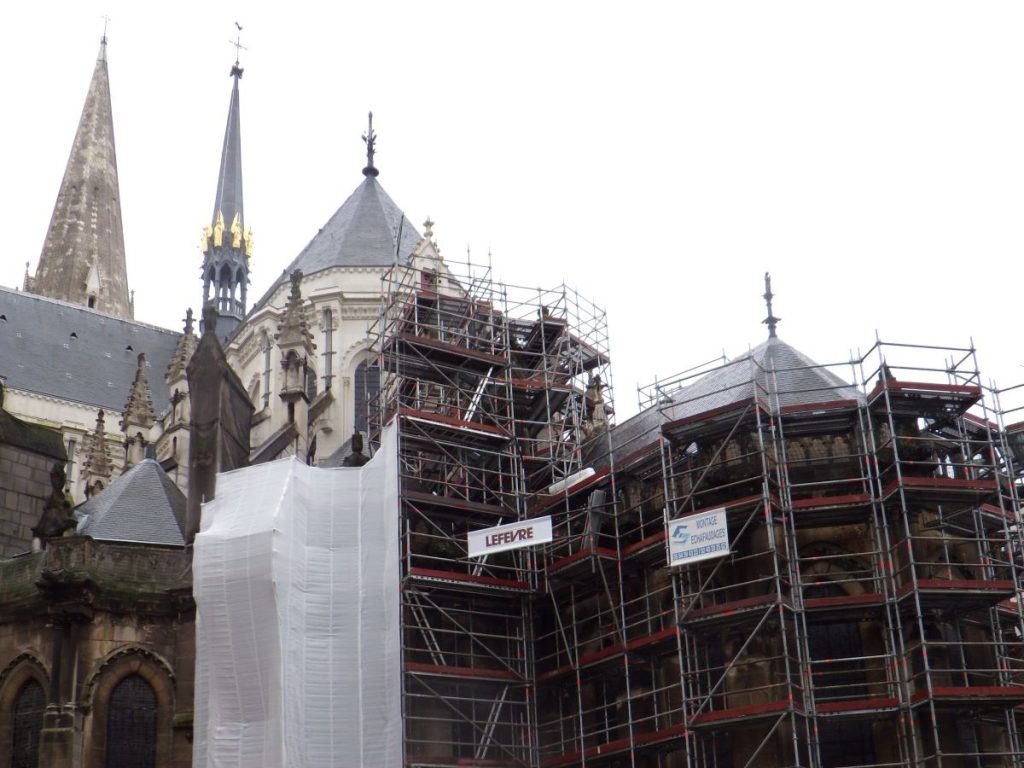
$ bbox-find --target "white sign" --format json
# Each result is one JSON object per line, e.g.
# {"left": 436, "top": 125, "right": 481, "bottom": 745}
{"left": 667, "top": 508, "right": 729, "bottom": 566}
{"left": 468, "top": 516, "right": 553, "bottom": 557}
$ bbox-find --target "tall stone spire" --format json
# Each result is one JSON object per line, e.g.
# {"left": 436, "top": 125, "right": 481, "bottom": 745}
{"left": 28, "top": 35, "right": 132, "bottom": 319}
{"left": 200, "top": 45, "right": 251, "bottom": 339}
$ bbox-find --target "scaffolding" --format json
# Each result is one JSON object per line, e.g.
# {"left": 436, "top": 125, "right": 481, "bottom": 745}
{"left": 642, "top": 337, "right": 1024, "bottom": 768}
{"left": 369, "top": 258, "right": 613, "bottom": 767}
{"left": 370, "top": 258, "right": 1024, "bottom": 768}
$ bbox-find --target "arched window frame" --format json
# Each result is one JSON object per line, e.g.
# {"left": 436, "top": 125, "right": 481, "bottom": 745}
{"left": 0, "top": 655, "right": 49, "bottom": 768}
{"left": 85, "top": 651, "right": 174, "bottom": 768}
{"left": 352, "top": 354, "right": 380, "bottom": 440}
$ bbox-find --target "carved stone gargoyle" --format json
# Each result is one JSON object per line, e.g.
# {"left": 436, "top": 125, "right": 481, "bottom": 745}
{"left": 32, "top": 463, "right": 77, "bottom": 541}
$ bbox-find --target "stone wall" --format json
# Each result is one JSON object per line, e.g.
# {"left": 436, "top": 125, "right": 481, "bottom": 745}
{"left": 0, "top": 538, "right": 194, "bottom": 768}
{"left": 0, "top": 443, "right": 58, "bottom": 557}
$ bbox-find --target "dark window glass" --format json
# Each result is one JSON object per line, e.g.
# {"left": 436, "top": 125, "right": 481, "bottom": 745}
{"left": 11, "top": 679, "right": 44, "bottom": 768}
{"left": 354, "top": 360, "right": 380, "bottom": 436}
{"left": 805, "top": 583, "right": 875, "bottom": 767}
{"left": 105, "top": 675, "right": 156, "bottom": 768}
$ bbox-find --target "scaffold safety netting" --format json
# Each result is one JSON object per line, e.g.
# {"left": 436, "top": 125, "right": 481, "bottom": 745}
{"left": 193, "top": 426, "right": 400, "bottom": 768}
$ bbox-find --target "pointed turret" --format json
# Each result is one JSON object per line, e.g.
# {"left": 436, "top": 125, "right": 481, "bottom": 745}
{"left": 28, "top": 36, "right": 132, "bottom": 319}
{"left": 82, "top": 409, "right": 114, "bottom": 498}
{"left": 201, "top": 52, "right": 251, "bottom": 339}
{"left": 121, "top": 353, "right": 156, "bottom": 471}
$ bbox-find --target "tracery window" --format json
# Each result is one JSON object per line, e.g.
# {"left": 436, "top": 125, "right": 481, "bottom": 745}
{"left": 10, "top": 679, "right": 44, "bottom": 768}
{"left": 105, "top": 674, "right": 156, "bottom": 768}
{"left": 353, "top": 359, "right": 380, "bottom": 437}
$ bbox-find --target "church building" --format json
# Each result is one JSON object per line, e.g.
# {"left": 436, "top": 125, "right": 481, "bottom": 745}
{"left": 3, "top": 31, "right": 1024, "bottom": 768}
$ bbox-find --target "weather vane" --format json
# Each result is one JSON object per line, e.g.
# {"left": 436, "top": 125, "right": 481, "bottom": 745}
{"left": 362, "top": 111, "right": 379, "bottom": 178}
{"left": 762, "top": 272, "right": 781, "bottom": 338}
{"left": 230, "top": 22, "right": 246, "bottom": 77}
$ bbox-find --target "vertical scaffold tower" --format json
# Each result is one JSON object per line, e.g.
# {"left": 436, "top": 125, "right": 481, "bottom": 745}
{"left": 369, "top": 257, "right": 614, "bottom": 768}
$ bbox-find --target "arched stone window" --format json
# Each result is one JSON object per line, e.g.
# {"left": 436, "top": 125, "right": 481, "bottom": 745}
{"left": 10, "top": 679, "right": 45, "bottom": 768}
{"left": 86, "top": 650, "right": 174, "bottom": 768}
{"left": 105, "top": 674, "right": 156, "bottom": 768}
{"left": 0, "top": 656, "right": 48, "bottom": 768}
{"left": 353, "top": 359, "right": 380, "bottom": 437}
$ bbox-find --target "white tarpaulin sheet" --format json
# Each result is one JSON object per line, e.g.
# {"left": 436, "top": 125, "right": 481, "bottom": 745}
{"left": 193, "top": 426, "right": 400, "bottom": 768}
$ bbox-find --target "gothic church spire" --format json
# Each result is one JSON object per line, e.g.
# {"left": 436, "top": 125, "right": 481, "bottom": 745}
{"left": 201, "top": 39, "right": 251, "bottom": 339}
{"left": 28, "top": 35, "right": 132, "bottom": 319}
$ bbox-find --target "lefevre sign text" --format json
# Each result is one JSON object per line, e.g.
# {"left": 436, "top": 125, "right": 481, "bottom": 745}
{"left": 468, "top": 517, "right": 553, "bottom": 557}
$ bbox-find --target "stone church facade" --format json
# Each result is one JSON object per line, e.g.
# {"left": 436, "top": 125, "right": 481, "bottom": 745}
{"left": 4, "top": 32, "right": 1024, "bottom": 768}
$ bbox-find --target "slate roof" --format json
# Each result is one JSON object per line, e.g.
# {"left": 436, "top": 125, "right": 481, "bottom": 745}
{"left": 211, "top": 70, "right": 244, "bottom": 232}
{"left": 0, "top": 287, "right": 181, "bottom": 414}
{"left": 75, "top": 459, "right": 186, "bottom": 546}
{"left": 599, "top": 336, "right": 863, "bottom": 467}
{"left": 250, "top": 176, "right": 421, "bottom": 313}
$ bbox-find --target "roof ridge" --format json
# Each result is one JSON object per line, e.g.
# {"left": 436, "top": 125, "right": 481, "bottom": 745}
{"left": 0, "top": 285, "right": 180, "bottom": 336}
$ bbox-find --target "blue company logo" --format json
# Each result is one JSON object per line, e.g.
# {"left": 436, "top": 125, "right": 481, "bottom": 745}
{"left": 671, "top": 524, "right": 690, "bottom": 543}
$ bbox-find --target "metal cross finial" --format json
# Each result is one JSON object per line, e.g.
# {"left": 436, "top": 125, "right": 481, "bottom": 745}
{"left": 362, "top": 111, "right": 379, "bottom": 177}
{"left": 101, "top": 14, "right": 111, "bottom": 44}
{"left": 762, "top": 272, "right": 781, "bottom": 338}
{"left": 230, "top": 22, "right": 246, "bottom": 77}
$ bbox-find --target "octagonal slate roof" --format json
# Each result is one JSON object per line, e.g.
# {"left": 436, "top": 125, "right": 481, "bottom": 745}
{"left": 251, "top": 176, "right": 421, "bottom": 313}
{"left": 75, "top": 459, "right": 186, "bottom": 546}
{"left": 600, "top": 336, "right": 863, "bottom": 467}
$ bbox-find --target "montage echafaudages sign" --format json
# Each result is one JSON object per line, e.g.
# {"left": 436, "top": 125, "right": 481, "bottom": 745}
{"left": 667, "top": 507, "right": 729, "bottom": 566}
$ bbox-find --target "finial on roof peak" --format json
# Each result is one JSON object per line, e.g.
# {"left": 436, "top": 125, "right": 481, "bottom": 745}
{"left": 99, "top": 14, "right": 110, "bottom": 59}
{"left": 762, "top": 272, "right": 781, "bottom": 339}
{"left": 423, "top": 217, "right": 434, "bottom": 240}
{"left": 230, "top": 22, "right": 246, "bottom": 78}
{"left": 362, "top": 111, "right": 379, "bottom": 177}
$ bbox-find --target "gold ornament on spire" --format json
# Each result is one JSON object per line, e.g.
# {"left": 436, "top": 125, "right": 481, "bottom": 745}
{"left": 200, "top": 224, "right": 213, "bottom": 254}
{"left": 231, "top": 212, "right": 243, "bottom": 248}
{"left": 213, "top": 211, "right": 225, "bottom": 247}
{"left": 244, "top": 227, "right": 254, "bottom": 259}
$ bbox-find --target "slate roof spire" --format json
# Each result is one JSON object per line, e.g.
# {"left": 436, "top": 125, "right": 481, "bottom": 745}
{"left": 201, "top": 32, "right": 251, "bottom": 340}
{"left": 27, "top": 34, "right": 132, "bottom": 319}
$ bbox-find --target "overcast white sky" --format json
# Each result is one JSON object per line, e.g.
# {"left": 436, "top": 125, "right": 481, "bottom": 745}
{"left": 3, "top": 2, "right": 1023, "bottom": 419}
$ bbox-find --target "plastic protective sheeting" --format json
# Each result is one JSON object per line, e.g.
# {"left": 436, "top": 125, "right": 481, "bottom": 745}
{"left": 193, "top": 426, "right": 400, "bottom": 768}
